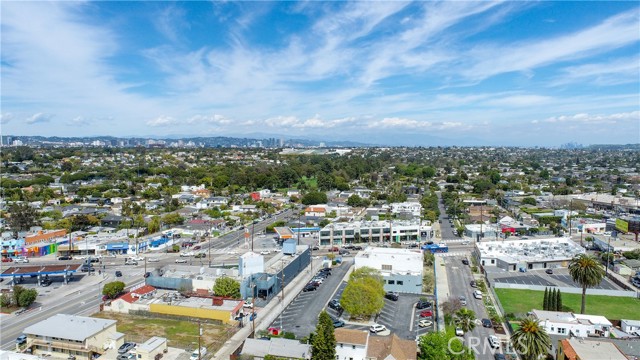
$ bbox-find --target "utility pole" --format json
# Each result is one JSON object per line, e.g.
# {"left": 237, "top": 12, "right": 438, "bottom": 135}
{"left": 297, "top": 212, "right": 301, "bottom": 246}
{"left": 568, "top": 199, "right": 573, "bottom": 236}
{"left": 144, "top": 257, "right": 147, "bottom": 282}
{"left": 208, "top": 228, "right": 212, "bottom": 267}
{"left": 251, "top": 222, "right": 255, "bottom": 251}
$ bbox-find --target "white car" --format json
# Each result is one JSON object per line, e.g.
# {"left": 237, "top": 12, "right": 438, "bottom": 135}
{"left": 129, "top": 256, "right": 144, "bottom": 261}
{"left": 260, "top": 250, "right": 271, "bottom": 255}
{"left": 455, "top": 328, "right": 464, "bottom": 336}
{"left": 243, "top": 301, "right": 254, "bottom": 309}
{"left": 418, "top": 319, "right": 433, "bottom": 328}
{"left": 461, "top": 240, "right": 470, "bottom": 245}
{"left": 190, "top": 347, "right": 207, "bottom": 360}
{"left": 175, "top": 258, "right": 187, "bottom": 264}
{"left": 14, "top": 257, "right": 29, "bottom": 263}
{"left": 473, "top": 290, "right": 483, "bottom": 299}
{"left": 180, "top": 252, "right": 194, "bottom": 257}
{"left": 147, "top": 258, "right": 159, "bottom": 263}
{"left": 369, "top": 324, "right": 387, "bottom": 333}
{"left": 487, "top": 335, "right": 500, "bottom": 349}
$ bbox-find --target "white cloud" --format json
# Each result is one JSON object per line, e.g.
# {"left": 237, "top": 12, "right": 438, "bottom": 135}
{"left": 538, "top": 111, "right": 640, "bottom": 125}
{"left": 25, "top": 112, "right": 54, "bottom": 124}
{"left": 464, "top": 10, "right": 640, "bottom": 80}
{"left": 486, "top": 95, "right": 552, "bottom": 107}
{"left": 368, "top": 117, "right": 432, "bottom": 129}
{"left": 552, "top": 56, "right": 640, "bottom": 86}
{"left": 1, "top": 113, "right": 14, "bottom": 124}
{"left": 65, "top": 116, "right": 91, "bottom": 126}
{"left": 146, "top": 116, "right": 177, "bottom": 127}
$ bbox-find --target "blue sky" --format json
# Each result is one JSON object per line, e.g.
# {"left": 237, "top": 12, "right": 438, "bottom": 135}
{"left": 1, "top": 1, "right": 638, "bottom": 146}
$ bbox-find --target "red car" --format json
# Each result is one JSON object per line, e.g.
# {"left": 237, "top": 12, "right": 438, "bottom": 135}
{"left": 420, "top": 310, "right": 433, "bottom": 318}
{"left": 329, "top": 247, "right": 340, "bottom": 252}
{"left": 1, "top": 257, "right": 12, "bottom": 262}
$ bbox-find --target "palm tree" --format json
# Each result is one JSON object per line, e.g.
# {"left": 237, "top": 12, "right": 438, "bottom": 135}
{"left": 455, "top": 308, "right": 476, "bottom": 334}
{"left": 511, "top": 317, "right": 551, "bottom": 360}
{"left": 568, "top": 254, "right": 605, "bottom": 314}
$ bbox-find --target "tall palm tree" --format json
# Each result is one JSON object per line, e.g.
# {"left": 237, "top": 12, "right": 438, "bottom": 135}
{"left": 568, "top": 254, "right": 605, "bottom": 314}
{"left": 511, "top": 317, "right": 551, "bottom": 360}
{"left": 455, "top": 308, "right": 476, "bottom": 334}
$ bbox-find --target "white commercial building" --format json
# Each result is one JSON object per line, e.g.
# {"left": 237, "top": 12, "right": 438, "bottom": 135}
{"left": 239, "top": 252, "right": 264, "bottom": 277}
{"left": 532, "top": 309, "right": 612, "bottom": 338}
{"left": 474, "top": 237, "right": 585, "bottom": 272}
{"left": 354, "top": 247, "right": 423, "bottom": 294}
{"left": 389, "top": 202, "right": 422, "bottom": 217}
{"left": 621, "top": 319, "right": 640, "bottom": 336}
{"left": 320, "top": 220, "right": 432, "bottom": 246}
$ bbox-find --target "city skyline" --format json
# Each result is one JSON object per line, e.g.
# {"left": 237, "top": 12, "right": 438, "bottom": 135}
{"left": 1, "top": 1, "right": 639, "bottom": 146}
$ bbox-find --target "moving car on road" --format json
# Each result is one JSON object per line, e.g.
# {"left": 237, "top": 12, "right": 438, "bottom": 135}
{"left": 175, "top": 258, "right": 187, "bottom": 264}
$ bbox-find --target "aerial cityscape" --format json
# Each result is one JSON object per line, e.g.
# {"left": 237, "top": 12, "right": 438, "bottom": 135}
{"left": 1, "top": 1, "right": 639, "bottom": 360}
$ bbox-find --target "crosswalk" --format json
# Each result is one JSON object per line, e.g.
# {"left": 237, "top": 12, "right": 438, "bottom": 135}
{"left": 434, "top": 251, "right": 468, "bottom": 257}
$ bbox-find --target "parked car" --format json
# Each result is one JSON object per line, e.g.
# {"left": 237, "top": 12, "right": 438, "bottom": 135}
{"left": 420, "top": 310, "right": 433, "bottom": 318}
{"left": 302, "top": 285, "right": 317, "bottom": 292}
{"left": 147, "top": 257, "right": 159, "bottom": 262}
{"left": 180, "top": 252, "right": 194, "bottom": 257}
{"left": 175, "top": 258, "right": 187, "bottom": 263}
{"left": 329, "top": 247, "right": 340, "bottom": 252}
{"left": 416, "top": 300, "right": 432, "bottom": 309}
{"left": 339, "top": 249, "right": 350, "bottom": 255}
{"left": 459, "top": 296, "right": 467, "bottom": 306}
{"left": 369, "top": 324, "right": 387, "bottom": 333}
{"left": 115, "top": 271, "right": 123, "bottom": 277}
{"left": 117, "top": 353, "right": 135, "bottom": 360}
{"left": 319, "top": 268, "right": 332, "bottom": 274}
{"left": 194, "top": 253, "right": 206, "bottom": 258}
{"left": 328, "top": 299, "right": 341, "bottom": 310}
{"left": 143, "top": 272, "right": 151, "bottom": 278}
{"left": 385, "top": 292, "right": 399, "bottom": 301}
{"left": 129, "top": 256, "right": 143, "bottom": 261}
{"left": 118, "top": 342, "right": 136, "bottom": 354}
{"left": 57, "top": 255, "right": 72, "bottom": 261}
{"left": 193, "top": 246, "right": 201, "bottom": 250}
{"left": 312, "top": 246, "right": 320, "bottom": 251}
{"left": 481, "top": 318, "right": 492, "bottom": 328}
{"left": 16, "top": 335, "right": 27, "bottom": 345}
{"left": 80, "top": 265, "right": 95, "bottom": 272}
{"left": 545, "top": 268, "right": 554, "bottom": 274}
{"left": 470, "top": 280, "right": 477, "bottom": 288}
{"left": 487, "top": 335, "right": 500, "bottom": 349}
{"left": 418, "top": 319, "right": 433, "bottom": 328}
{"left": 2, "top": 257, "right": 13, "bottom": 262}
{"left": 260, "top": 250, "right": 271, "bottom": 255}
{"left": 190, "top": 347, "right": 207, "bottom": 360}
{"left": 461, "top": 259, "right": 469, "bottom": 265}
{"left": 14, "top": 257, "right": 29, "bottom": 264}
{"left": 333, "top": 319, "right": 345, "bottom": 328}
{"left": 455, "top": 328, "right": 464, "bottom": 336}
{"left": 353, "top": 246, "right": 363, "bottom": 250}
{"left": 473, "top": 290, "right": 483, "bottom": 299}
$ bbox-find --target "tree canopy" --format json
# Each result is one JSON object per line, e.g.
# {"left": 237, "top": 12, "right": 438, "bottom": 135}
{"left": 102, "top": 281, "right": 126, "bottom": 299}
{"left": 213, "top": 277, "right": 241, "bottom": 298}
{"left": 311, "top": 311, "right": 336, "bottom": 360}
{"left": 340, "top": 267, "right": 384, "bottom": 318}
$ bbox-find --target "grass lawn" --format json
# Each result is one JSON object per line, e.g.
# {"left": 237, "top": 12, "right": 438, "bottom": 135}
{"left": 93, "top": 312, "right": 236, "bottom": 350}
{"left": 299, "top": 176, "right": 317, "bottom": 189}
{"left": 495, "top": 288, "right": 640, "bottom": 320}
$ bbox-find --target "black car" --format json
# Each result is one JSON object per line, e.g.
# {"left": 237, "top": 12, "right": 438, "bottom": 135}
{"left": 333, "top": 319, "right": 345, "bottom": 328}
{"left": 482, "top": 318, "right": 493, "bottom": 328}
{"left": 462, "top": 259, "right": 469, "bottom": 265}
{"left": 470, "top": 280, "right": 477, "bottom": 288}
{"left": 385, "top": 292, "right": 399, "bottom": 301}
{"left": 81, "top": 265, "right": 95, "bottom": 272}
{"left": 41, "top": 279, "right": 52, "bottom": 287}
{"left": 353, "top": 246, "right": 363, "bottom": 250}
{"left": 58, "top": 255, "right": 72, "bottom": 261}
{"left": 118, "top": 342, "right": 136, "bottom": 354}
{"left": 319, "top": 268, "right": 332, "bottom": 274}
{"left": 494, "top": 354, "right": 506, "bottom": 360}
{"left": 328, "top": 299, "right": 342, "bottom": 310}
{"left": 115, "top": 271, "right": 123, "bottom": 277}
{"left": 416, "top": 300, "right": 432, "bottom": 309}
{"left": 302, "top": 285, "right": 317, "bottom": 292}
{"left": 312, "top": 246, "right": 320, "bottom": 251}
{"left": 545, "top": 268, "right": 553, "bottom": 274}
{"left": 144, "top": 272, "right": 151, "bottom": 278}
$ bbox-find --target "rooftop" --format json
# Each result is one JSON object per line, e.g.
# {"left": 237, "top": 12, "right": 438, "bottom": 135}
{"left": 23, "top": 314, "right": 116, "bottom": 341}
{"left": 563, "top": 338, "right": 628, "bottom": 360}
{"left": 476, "top": 237, "right": 585, "bottom": 264}
{"left": 335, "top": 328, "right": 368, "bottom": 346}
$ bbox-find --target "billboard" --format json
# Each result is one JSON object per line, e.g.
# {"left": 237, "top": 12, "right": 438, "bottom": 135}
{"left": 615, "top": 218, "right": 629, "bottom": 233}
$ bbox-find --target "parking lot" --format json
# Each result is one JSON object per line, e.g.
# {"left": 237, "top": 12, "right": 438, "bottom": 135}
{"left": 488, "top": 268, "right": 624, "bottom": 290}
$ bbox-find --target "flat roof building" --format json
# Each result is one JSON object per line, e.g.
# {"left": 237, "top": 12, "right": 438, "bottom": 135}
{"left": 474, "top": 237, "right": 584, "bottom": 272}
{"left": 557, "top": 337, "right": 627, "bottom": 360}
{"left": 354, "top": 247, "right": 423, "bottom": 294}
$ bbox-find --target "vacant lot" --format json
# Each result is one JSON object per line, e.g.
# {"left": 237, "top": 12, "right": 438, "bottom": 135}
{"left": 495, "top": 288, "right": 640, "bottom": 320}
{"left": 93, "top": 312, "right": 237, "bottom": 351}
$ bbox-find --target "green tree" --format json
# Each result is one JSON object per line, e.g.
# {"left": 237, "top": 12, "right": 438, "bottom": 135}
{"left": 418, "top": 331, "right": 474, "bottom": 360}
{"left": 510, "top": 317, "right": 551, "bottom": 360}
{"left": 340, "top": 267, "right": 384, "bottom": 318}
{"left": 568, "top": 254, "right": 605, "bottom": 314}
{"left": 213, "top": 277, "right": 241, "bottom": 298}
{"left": 161, "top": 213, "right": 185, "bottom": 226}
{"left": 549, "top": 288, "right": 556, "bottom": 312}
{"left": 147, "top": 216, "right": 162, "bottom": 233}
{"left": 0, "top": 293, "right": 11, "bottom": 307}
{"left": 7, "top": 202, "right": 39, "bottom": 238}
{"left": 347, "top": 194, "right": 364, "bottom": 207}
{"left": 18, "top": 288, "right": 38, "bottom": 307}
{"left": 522, "top": 197, "right": 537, "bottom": 206}
{"left": 543, "top": 287, "right": 549, "bottom": 310}
{"left": 12, "top": 285, "right": 25, "bottom": 306}
{"left": 455, "top": 308, "right": 476, "bottom": 334}
{"left": 102, "top": 281, "right": 126, "bottom": 299}
{"left": 301, "top": 191, "right": 328, "bottom": 205}
{"left": 311, "top": 311, "right": 336, "bottom": 360}
{"left": 555, "top": 289, "right": 562, "bottom": 311}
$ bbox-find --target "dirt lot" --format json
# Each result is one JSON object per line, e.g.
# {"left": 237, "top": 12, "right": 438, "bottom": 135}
{"left": 93, "top": 312, "right": 238, "bottom": 352}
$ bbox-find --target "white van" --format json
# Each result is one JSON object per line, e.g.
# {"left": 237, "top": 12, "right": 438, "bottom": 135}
{"left": 190, "top": 347, "right": 207, "bottom": 360}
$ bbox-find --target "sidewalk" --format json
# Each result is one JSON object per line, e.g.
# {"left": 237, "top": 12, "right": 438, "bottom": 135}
{"left": 212, "top": 258, "right": 323, "bottom": 359}
{"left": 434, "top": 255, "right": 450, "bottom": 332}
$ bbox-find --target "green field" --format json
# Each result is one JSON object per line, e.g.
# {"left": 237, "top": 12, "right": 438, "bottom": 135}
{"left": 495, "top": 288, "right": 640, "bottom": 320}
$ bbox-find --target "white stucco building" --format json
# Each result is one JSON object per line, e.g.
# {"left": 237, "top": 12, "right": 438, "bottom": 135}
{"left": 354, "top": 247, "right": 423, "bottom": 294}
{"left": 335, "top": 329, "right": 369, "bottom": 360}
{"left": 532, "top": 309, "right": 612, "bottom": 338}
